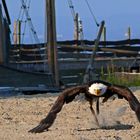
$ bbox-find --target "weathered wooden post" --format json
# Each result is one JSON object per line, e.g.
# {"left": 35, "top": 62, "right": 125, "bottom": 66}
{"left": 46, "top": 0, "right": 59, "bottom": 87}
{"left": 14, "top": 20, "right": 21, "bottom": 44}
{"left": 74, "top": 13, "right": 79, "bottom": 44}
{"left": 102, "top": 26, "right": 106, "bottom": 47}
{"left": 127, "top": 26, "right": 131, "bottom": 40}
{"left": 125, "top": 26, "right": 131, "bottom": 40}
{"left": 0, "top": 1, "right": 11, "bottom": 65}
{"left": 17, "top": 20, "right": 21, "bottom": 44}
{"left": 3, "top": 18, "right": 11, "bottom": 64}
{"left": 13, "top": 21, "right": 17, "bottom": 44}
{"left": 88, "top": 21, "right": 105, "bottom": 67}
{"left": 0, "top": 4, "right": 4, "bottom": 64}
{"left": 83, "top": 21, "right": 105, "bottom": 83}
{"left": 2, "top": 0, "right": 11, "bottom": 25}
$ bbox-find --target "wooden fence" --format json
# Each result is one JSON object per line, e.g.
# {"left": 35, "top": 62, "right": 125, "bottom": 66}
{"left": 8, "top": 42, "right": 140, "bottom": 87}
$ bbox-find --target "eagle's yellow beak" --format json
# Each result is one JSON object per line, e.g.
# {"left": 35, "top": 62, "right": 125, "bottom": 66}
{"left": 95, "top": 89, "right": 101, "bottom": 96}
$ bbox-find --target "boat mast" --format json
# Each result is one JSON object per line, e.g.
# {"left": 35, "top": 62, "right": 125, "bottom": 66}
{"left": 45, "top": 0, "right": 59, "bottom": 87}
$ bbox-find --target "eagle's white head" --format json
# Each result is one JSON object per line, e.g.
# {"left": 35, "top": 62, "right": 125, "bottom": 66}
{"left": 88, "top": 83, "right": 107, "bottom": 96}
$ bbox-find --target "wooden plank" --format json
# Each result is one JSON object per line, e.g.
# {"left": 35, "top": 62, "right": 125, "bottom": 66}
{"left": 10, "top": 46, "right": 139, "bottom": 58}
{"left": 58, "top": 52, "right": 91, "bottom": 59}
{"left": 10, "top": 49, "right": 138, "bottom": 62}
{"left": 10, "top": 46, "right": 139, "bottom": 61}
{"left": 9, "top": 59, "right": 48, "bottom": 64}
{"left": 11, "top": 38, "right": 140, "bottom": 48}
{"left": 12, "top": 44, "right": 45, "bottom": 49}
{"left": 99, "top": 48, "right": 139, "bottom": 55}
{"left": 0, "top": 5, "right": 4, "bottom": 64}
{"left": 9, "top": 57, "right": 140, "bottom": 65}
{"left": 11, "top": 47, "right": 46, "bottom": 52}
{"left": 59, "top": 45, "right": 140, "bottom": 52}
{"left": 19, "top": 55, "right": 44, "bottom": 61}
{"left": 61, "top": 75, "right": 78, "bottom": 79}
{"left": 2, "top": 0, "right": 11, "bottom": 24}
{"left": 57, "top": 39, "right": 140, "bottom": 46}
{"left": 11, "top": 44, "right": 140, "bottom": 52}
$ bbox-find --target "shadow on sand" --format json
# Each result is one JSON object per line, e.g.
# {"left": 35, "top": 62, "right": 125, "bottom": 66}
{"left": 77, "top": 124, "right": 133, "bottom": 131}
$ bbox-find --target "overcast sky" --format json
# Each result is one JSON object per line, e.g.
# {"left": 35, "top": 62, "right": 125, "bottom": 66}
{"left": 4, "top": 0, "right": 140, "bottom": 43}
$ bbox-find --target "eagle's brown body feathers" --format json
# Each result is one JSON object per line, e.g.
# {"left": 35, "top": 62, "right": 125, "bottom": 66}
{"left": 29, "top": 80, "right": 140, "bottom": 133}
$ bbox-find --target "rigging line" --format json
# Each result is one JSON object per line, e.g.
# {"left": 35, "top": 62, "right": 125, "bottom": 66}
{"left": 17, "top": 6, "right": 22, "bottom": 20}
{"left": 20, "top": 0, "right": 40, "bottom": 44}
{"left": 20, "top": 7, "right": 25, "bottom": 21}
{"left": 20, "top": 0, "right": 45, "bottom": 63}
{"left": 28, "top": 22, "right": 34, "bottom": 43}
{"left": 20, "top": 0, "right": 28, "bottom": 21}
{"left": 67, "top": 0, "right": 76, "bottom": 21}
{"left": 17, "top": 0, "right": 27, "bottom": 20}
{"left": 27, "top": 0, "right": 31, "bottom": 9}
{"left": 12, "top": 0, "right": 27, "bottom": 42}
{"left": 84, "top": 0, "right": 99, "bottom": 27}
{"left": 26, "top": 0, "right": 31, "bottom": 15}
{"left": 21, "top": 0, "right": 31, "bottom": 22}
{"left": 22, "top": 0, "right": 44, "bottom": 59}
{"left": 21, "top": 0, "right": 31, "bottom": 42}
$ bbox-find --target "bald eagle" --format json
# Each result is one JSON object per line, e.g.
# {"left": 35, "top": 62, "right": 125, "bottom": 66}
{"left": 29, "top": 80, "right": 140, "bottom": 133}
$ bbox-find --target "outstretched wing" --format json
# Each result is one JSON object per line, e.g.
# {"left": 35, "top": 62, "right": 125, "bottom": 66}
{"left": 28, "top": 85, "right": 87, "bottom": 133}
{"left": 108, "top": 85, "right": 140, "bottom": 122}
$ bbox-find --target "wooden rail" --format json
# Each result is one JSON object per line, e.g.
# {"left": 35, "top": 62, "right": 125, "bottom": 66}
{"left": 9, "top": 40, "right": 140, "bottom": 87}
{"left": 10, "top": 45, "right": 140, "bottom": 61}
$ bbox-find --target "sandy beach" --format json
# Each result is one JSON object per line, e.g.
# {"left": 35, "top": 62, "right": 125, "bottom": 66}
{"left": 0, "top": 87, "right": 140, "bottom": 140}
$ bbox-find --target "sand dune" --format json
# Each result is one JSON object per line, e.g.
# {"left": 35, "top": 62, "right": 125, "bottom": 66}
{"left": 0, "top": 88, "right": 140, "bottom": 140}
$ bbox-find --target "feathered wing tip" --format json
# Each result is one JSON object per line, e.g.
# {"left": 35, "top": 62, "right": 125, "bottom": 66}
{"left": 28, "top": 94, "right": 65, "bottom": 133}
{"left": 28, "top": 123, "right": 49, "bottom": 133}
{"left": 135, "top": 104, "right": 140, "bottom": 122}
{"left": 128, "top": 93, "right": 140, "bottom": 123}
{"left": 28, "top": 85, "right": 87, "bottom": 133}
{"left": 28, "top": 111, "right": 58, "bottom": 133}
{"left": 108, "top": 85, "right": 140, "bottom": 123}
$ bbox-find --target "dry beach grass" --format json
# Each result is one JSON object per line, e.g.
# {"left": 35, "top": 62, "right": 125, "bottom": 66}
{"left": 0, "top": 88, "right": 140, "bottom": 140}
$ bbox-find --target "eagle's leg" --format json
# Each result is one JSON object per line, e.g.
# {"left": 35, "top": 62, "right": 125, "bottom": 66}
{"left": 96, "top": 98, "right": 99, "bottom": 115}
{"left": 89, "top": 100, "right": 100, "bottom": 127}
